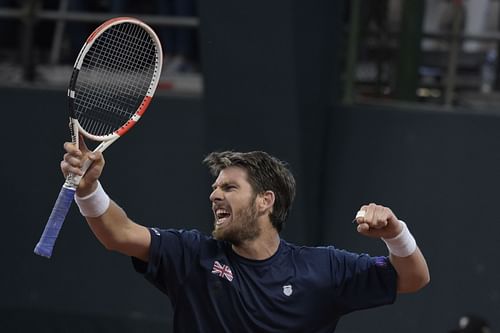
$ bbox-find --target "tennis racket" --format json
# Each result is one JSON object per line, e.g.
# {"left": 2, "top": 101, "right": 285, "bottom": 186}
{"left": 34, "top": 17, "right": 163, "bottom": 258}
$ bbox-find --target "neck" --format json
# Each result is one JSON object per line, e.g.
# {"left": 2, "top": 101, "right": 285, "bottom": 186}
{"left": 231, "top": 223, "right": 280, "bottom": 260}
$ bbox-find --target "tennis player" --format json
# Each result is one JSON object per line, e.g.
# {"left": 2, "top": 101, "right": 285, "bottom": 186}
{"left": 62, "top": 142, "right": 430, "bottom": 332}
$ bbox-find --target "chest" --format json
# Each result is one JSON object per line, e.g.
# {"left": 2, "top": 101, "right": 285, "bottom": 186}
{"left": 182, "top": 257, "right": 336, "bottom": 332}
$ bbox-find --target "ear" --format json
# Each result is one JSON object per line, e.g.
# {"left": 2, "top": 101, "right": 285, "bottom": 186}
{"left": 257, "top": 191, "right": 275, "bottom": 213}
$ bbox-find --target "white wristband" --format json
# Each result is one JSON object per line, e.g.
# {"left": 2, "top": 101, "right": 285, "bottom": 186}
{"left": 74, "top": 181, "right": 110, "bottom": 218}
{"left": 382, "top": 221, "right": 417, "bottom": 257}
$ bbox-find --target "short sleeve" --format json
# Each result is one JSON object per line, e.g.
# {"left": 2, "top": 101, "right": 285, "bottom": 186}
{"left": 330, "top": 248, "right": 397, "bottom": 314}
{"left": 131, "top": 228, "right": 203, "bottom": 298}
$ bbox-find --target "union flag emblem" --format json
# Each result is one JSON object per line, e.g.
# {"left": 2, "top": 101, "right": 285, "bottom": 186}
{"left": 211, "top": 260, "right": 233, "bottom": 282}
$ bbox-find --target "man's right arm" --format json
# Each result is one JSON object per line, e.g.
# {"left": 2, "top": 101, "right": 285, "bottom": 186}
{"left": 85, "top": 199, "right": 151, "bottom": 262}
{"left": 61, "top": 139, "right": 151, "bottom": 262}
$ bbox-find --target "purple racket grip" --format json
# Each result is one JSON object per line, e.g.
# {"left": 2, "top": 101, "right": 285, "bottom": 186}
{"left": 34, "top": 185, "right": 76, "bottom": 258}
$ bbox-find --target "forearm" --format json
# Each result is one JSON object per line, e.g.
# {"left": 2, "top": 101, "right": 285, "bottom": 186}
{"left": 379, "top": 220, "right": 430, "bottom": 293}
{"left": 76, "top": 183, "right": 151, "bottom": 261}
{"left": 86, "top": 201, "right": 142, "bottom": 247}
{"left": 389, "top": 247, "right": 430, "bottom": 293}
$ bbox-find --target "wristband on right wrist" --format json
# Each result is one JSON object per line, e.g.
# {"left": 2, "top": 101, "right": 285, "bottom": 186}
{"left": 74, "top": 181, "right": 110, "bottom": 218}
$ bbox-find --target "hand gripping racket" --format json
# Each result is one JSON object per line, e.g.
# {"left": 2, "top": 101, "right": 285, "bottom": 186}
{"left": 34, "top": 17, "right": 163, "bottom": 258}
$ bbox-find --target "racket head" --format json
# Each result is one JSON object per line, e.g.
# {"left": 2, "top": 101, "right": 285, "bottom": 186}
{"left": 68, "top": 17, "right": 163, "bottom": 142}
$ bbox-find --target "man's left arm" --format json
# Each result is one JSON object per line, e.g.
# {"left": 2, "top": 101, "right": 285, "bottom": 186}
{"left": 390, "top": 246, "right": 429, "bottom": 293}
{"left": 354, "top": 203, "right": 430, "bottom": 293}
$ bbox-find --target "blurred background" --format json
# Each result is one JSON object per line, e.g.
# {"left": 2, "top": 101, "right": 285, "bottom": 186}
{"left": 1, "top": 0, "right": 499, "bottom": 332}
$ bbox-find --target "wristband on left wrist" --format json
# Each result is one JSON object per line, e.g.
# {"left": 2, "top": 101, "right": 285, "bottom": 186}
{"left": 381, "top": 220, "right": 417, "bottom": 257}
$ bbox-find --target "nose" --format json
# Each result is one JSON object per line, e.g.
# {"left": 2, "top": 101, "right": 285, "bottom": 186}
{"left": 209, "top": 187, "right": 223, "bottom": 202}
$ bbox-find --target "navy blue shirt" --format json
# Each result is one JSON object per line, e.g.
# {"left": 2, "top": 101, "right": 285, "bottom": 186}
{"left": 132, "top": 228, "right": 397, "bottom": 332}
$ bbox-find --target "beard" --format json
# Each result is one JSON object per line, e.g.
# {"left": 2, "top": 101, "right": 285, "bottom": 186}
{"left": 212, "top": 199, "right": 261, "bottom": 245}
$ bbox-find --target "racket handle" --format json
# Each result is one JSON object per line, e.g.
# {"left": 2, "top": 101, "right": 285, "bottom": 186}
{"left": 34, "top": 185, "right": 76, "bottom": 258}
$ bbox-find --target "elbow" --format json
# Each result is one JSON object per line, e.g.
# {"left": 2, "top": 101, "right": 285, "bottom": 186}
{"left": 414, "top": 272, "right": 431, "bottom": 292}
{"left": 98, "top": 235, "right": 125, "bottom": 253}
{"left": 94, "top": 227, "right": 133, "bottom": 253}
{"left": 398, "top": 271, "right": 430, "bottom": 293}
{"left": 102, "top": 241, "right": 118, "bottom": 252}
{"left": 418, "top": 265, "right": 431, "bottom": 290}
{"left": 91, "top": 233, "right": 117, "bottom": 252}
{"left": 100, "top": 233, "right": 137, "bottom": 256}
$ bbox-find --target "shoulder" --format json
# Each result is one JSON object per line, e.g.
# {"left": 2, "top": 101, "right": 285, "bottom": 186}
{"left": 150, "top": 227, "right": 226, "bottom": 253}
{"left": 281, "top": 241, "right": 386, "bottom": 267}
{"left": 282, "top": 240, "right": 338, "bottom": 256}
{"left": 279, "top": 240, "right": 340, "bottom": 265}
{"left": 150, "top": 228, "right": 208, "bottom": 241}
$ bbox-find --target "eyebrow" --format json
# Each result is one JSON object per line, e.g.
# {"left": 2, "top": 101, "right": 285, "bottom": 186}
{"left": 211, "top": 181, "right": 239, "bottom": 190}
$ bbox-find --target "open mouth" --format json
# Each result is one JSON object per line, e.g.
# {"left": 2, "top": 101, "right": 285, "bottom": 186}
{"left": 215, "top": 208, "right": 231, "bottom": 226}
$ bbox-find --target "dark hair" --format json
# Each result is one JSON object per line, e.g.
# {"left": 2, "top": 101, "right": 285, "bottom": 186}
{"left": 203, "top": 151, "right": 296, "bottom": 232}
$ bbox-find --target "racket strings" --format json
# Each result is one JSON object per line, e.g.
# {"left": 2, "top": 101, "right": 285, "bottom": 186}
{"left": 73, "top": 22, "right": 159, "bottom": 137}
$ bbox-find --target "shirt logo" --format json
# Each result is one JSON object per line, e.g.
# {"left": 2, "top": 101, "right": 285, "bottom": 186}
{"left": 211, "top": 260, "right": 233, "bottom": 282}
{"left": 283, "top": 284, "right": 293, "bottom": 296}
{"left": 374, "top": 256, "right": 388, "bottom": 267}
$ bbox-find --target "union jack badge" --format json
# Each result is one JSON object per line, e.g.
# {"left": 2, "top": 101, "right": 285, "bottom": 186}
{"left": 211, "top": 260, "right": 233, "bottom": 282}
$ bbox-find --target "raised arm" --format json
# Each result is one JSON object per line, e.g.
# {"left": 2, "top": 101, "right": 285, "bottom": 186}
{"left": 354, "top": 203, "right": 430, "bottom": 293}
{"left": 61, "top": 139, "right": 151, "bottom": 261}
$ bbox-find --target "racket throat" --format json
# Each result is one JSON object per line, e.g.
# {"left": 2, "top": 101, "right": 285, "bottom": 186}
{"left": 69, "top": 118, "right": 80, "bottom": 147}
{"left": 63, "top": 177, "right": 79, "bottom": 190}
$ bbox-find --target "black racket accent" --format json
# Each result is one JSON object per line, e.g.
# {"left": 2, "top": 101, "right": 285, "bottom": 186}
{"left": 68, "top": 68, "right": 80, "bottom": 92}
{"left": 79, "top": 104, "right": 135, "bottom": 132}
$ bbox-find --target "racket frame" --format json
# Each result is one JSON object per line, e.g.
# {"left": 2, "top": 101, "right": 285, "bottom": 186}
{"left": 34, "top": 17, "right": 163, "bottom": 258}
{"left": 67, "top": 16, "right": 163, "bottom": 184}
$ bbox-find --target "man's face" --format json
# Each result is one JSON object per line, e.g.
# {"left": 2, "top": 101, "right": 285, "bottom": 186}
{"left": 210, "top": 166, "right": 261, "bottom": 245}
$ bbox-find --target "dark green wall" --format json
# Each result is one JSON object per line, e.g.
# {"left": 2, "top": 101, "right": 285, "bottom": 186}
{"left": 3, "top": 89, "right": 500, "bottom": 332}
{"left": 0, "top": 87, "right": 203, "bottom": 330}
{"left": 324, "top": 104, "right": 500, "bottom": 332}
